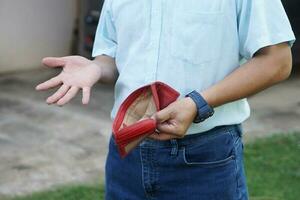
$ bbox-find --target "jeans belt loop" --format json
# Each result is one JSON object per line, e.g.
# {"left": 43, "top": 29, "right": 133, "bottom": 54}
{"left": 170, "top": 139, "right": 178, "bottom": 156}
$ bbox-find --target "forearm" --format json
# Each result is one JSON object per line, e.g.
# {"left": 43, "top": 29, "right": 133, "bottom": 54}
{"left": 93, "top": 55, "right": 118, "bottom": 84}
{"left": 201, "top": 43, "right": 293, "bottom": 107}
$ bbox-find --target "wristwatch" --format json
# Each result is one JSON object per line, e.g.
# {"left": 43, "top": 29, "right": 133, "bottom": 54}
{"left": 185, "top": 90, "right": 214, "bottom": 123}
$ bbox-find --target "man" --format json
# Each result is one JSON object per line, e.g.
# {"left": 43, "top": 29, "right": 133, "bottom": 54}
{"left": 36, "top": 0, "right": 295, "bottom": 199}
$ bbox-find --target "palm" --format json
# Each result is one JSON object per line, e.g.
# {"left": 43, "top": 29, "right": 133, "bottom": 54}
{"left": 36, "top": 56, "right": 102, "bottom": 106}
{"left": 61, "top": 57, "right": 100, "bottom": 87}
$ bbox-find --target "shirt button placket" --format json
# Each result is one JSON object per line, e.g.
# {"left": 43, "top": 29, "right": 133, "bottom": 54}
{"left": 145, "top": 0, "right": 162, "bottom": 83}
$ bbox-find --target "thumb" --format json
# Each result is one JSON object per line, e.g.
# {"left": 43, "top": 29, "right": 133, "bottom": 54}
{"left": 42, "top": 57, "right": 66, "bottom": 68}
{"left": 156, "top": 122, "right": 177, "bottom": 135}
{"left": 153, "top": 108, "right": 178, "bottom": 135}
{"left": 152, "top": 108, "right": 171, "bottom": 123}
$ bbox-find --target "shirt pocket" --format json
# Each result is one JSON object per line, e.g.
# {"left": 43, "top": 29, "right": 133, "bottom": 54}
{"left": 170, "top": 11, "right": 224, "bottom": 65}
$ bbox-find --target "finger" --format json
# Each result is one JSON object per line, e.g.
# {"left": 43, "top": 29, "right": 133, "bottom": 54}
{"left": 42, "top": 57, "right": 66, "bottom": 68}
{"left": 153, "top": 108, "right": 172, "bottom": 123}
{"left": 46, "top": 85, "right": 70, "bottom": 104}
{"left": 57, "top": 86, "right": 80, "bottom": 106}
{"left": 36, "top": 76, "right": 62, "bottom": 90}
{"left": 157, "top": 121, "right": 180, "bottom": 136}
{"left": 82, "top": 87, "right": 91, "bottom": 105}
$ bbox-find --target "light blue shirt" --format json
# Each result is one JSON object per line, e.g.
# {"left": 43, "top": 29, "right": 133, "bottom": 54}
{"left": 93, "top": 0, "right": 295, "bottom": 134}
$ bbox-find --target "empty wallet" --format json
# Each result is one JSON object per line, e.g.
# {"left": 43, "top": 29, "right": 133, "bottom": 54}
{"left": 112, "top": 81, "right": 180, "bottom": 158}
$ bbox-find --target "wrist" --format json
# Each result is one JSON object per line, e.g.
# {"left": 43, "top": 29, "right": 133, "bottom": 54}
{"left": 91, "top": 60, "right": 103, "bottom": 80}
{"left": 185, "top": 97, "right": 198, "bottom": 119}
{"left": 185, "top": 90, "right": 214, "bottom": 123}
{"left": 92, "top": 56, "right": 118, "bottom": 84}
{"left": 199, "top": 89, "right": 216, "bottom": 108}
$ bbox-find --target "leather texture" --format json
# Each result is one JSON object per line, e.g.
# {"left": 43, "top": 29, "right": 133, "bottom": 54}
{"left": 112, "top": 82, "right": 180, "bottom": 157}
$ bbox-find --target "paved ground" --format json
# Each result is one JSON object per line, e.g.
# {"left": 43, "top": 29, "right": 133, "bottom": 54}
{"left": 0, "top": 69, "right": 299, "bottom": 197}
{"left": 0, "top": 69, "right": 113, "bottom": 197}
{"left": 243, "top": 73, "right": 300, "bottom": 141}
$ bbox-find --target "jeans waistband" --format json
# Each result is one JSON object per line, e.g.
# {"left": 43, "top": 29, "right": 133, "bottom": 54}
{"left": 140, "top": 124, "right": 242, "bottom": 148}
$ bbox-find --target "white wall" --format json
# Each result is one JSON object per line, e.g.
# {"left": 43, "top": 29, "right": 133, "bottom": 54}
{"left": 0, "top": 0, "right": 77, "bottom": 73}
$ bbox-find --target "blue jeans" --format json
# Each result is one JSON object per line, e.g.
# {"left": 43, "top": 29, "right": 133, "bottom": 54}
{"left": 105, "top": 124, "right": 249, "bottom": 200}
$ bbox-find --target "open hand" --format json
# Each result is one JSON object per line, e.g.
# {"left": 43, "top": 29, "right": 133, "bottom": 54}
{"left": 36, "top": 56, "right": 102, "bottom": 106}
{"left": 149, "top": 97, "right": 197, "bottom": 140}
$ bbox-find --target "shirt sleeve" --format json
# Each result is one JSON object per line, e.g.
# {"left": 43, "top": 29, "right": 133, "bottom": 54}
{"left": 237, "top": 0, "right": 296, "bottom": 59}
{"left": 92, "top": 0, "right": 117, "bottom": 58}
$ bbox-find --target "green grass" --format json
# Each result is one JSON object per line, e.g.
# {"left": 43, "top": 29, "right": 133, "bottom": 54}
{"left": 245, "top": 133, "right": 300, "bottom": 200}
{"left": 7, "top": 133, "right": 300, "bottom": 200}
{"left": 10, "top": 185, "right": 104, "bottom": 200}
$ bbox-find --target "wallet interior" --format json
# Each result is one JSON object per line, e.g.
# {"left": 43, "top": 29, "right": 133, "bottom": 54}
{"left": 121, "top": 88, "right": 157, "bottom": 129}
{"left": 120, "top": 88, "right": 157, "bottom": 153}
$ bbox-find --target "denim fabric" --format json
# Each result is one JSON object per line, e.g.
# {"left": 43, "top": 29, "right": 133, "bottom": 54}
{"left": 105, "top": 124, "right": 248, "bottom": 200}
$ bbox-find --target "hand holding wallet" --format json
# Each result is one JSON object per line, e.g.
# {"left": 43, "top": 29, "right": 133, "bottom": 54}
{"left": 112, "top": 82, "right": 180, "bottom": 157}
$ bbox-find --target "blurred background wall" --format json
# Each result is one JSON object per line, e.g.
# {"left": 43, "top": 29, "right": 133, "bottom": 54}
{"left": 0, "top": 0, "right": 78, "bottom": 73}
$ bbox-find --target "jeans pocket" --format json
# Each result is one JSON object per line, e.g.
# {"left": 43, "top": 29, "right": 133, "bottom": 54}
{"left": 182, "top": 130, "right": 236, "bottom": 167}
{"left": 183, "top": 147, "right": 235, "bottom": 166}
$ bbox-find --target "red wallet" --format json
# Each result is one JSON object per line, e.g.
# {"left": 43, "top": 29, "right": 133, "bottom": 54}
{"left": 112, "top": 82, "right": 180, "bottom": 158}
